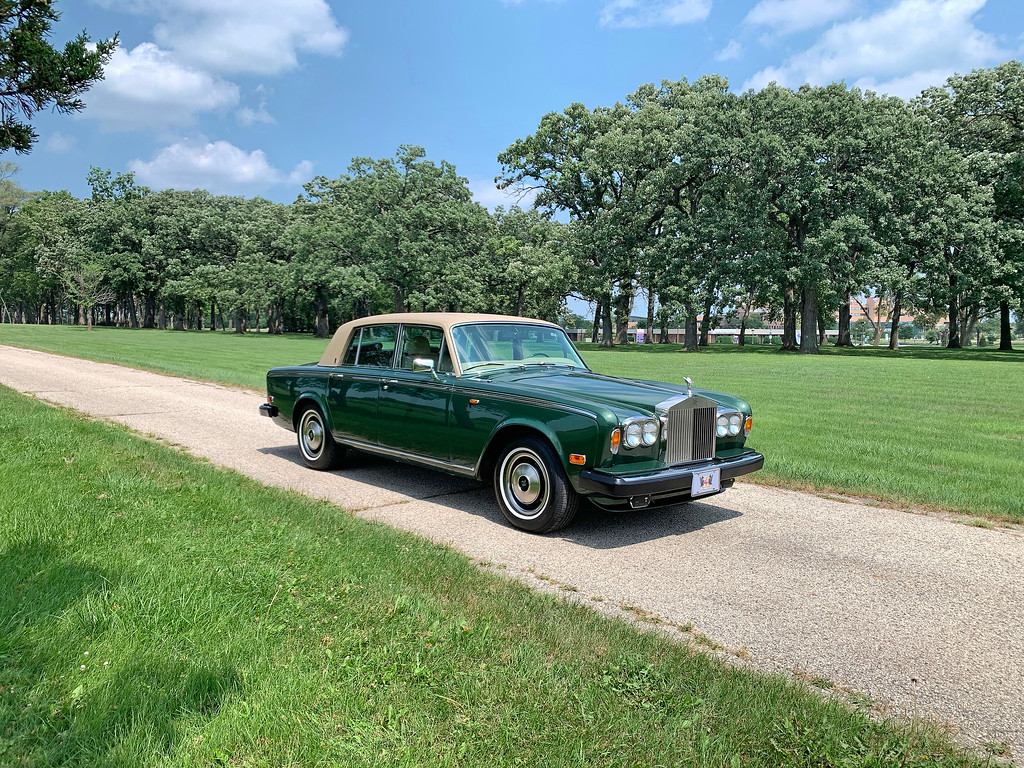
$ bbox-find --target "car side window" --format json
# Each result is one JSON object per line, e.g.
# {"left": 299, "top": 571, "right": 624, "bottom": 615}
{"left": 398, "top": 326, "right": 445, "bottom": 370}
{"left": 346, "top": 324, "right": 398, "bottom": 367}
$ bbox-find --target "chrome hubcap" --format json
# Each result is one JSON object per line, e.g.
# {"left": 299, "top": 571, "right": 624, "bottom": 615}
{"left": 499, "top": 448, "right": 550, "bottom": 520}
{"left": 300, "top": 412, "right": 323, "bottom": 458}
{"left": 511, "top": 463, "right": 542, "bottom": 505}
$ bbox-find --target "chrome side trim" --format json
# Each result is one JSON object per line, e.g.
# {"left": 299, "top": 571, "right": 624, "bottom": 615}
{"left": 336, "top": 437, "right": 477, "bottom": 477}
{"left": 331, "top": 370, "right": 455, "bottom": 392}
{"left": 333, "top": 372, "right": 388, "bottom": 383}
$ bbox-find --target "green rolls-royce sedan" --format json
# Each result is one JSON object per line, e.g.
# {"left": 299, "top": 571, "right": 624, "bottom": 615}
{"left": 260, "top": 313, "right": 763, "bottom": 533}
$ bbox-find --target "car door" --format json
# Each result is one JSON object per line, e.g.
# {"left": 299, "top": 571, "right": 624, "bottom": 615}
{"left": 327, "top": 323, "right": 397, "bottom": 445}
{"left": 375, "top": 325, "right": 454, "bottom": 460}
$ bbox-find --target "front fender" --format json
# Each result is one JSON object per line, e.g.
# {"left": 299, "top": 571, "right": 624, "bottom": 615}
{"left": 481, "top": 412, "right": 601, "bottom": 481}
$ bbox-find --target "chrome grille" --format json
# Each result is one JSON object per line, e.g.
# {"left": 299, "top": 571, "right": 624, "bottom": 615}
{"left": 665, "top": 402, "right": 716, "bottom": 465}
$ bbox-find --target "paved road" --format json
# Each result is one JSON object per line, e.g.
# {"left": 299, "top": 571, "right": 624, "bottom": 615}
{"left": 1, "top": 344, "right": 1022, "bottom": 757}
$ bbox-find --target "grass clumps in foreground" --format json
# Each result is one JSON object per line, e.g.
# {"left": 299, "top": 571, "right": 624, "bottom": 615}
{"left": 0, "top": 385, "right": 982, "bottom": 767}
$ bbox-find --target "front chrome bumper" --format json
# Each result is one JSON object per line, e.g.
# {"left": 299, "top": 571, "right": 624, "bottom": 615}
{"left": 577, "top": 450, "right": 764, "bottom": 499}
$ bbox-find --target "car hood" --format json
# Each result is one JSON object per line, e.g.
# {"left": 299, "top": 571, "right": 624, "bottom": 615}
{"left": 467, "top": 367, "right": 744, "bottom": 417}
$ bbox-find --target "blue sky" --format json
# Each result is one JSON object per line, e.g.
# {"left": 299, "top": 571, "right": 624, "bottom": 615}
{"left": 14, "top": 0, "right": 1024, "bottom": 207}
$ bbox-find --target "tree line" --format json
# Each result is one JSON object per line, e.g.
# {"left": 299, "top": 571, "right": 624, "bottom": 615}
{"left": 0, "top": 154, "right": 573, "bottom": 335}
{"left": 2, "top": 62, "right": 1023, "bottom": 353}
{"left": 499, "top": 62, "right": 1024, "bottom": 353}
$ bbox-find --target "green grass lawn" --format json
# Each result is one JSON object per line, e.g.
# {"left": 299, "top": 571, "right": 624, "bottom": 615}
{"left": 0, "top": 324, "right": 322, "bottom": 391}
{"left": 577, "top": 341, "right": 1024, "bottom": 523}
{"left": 1, "top": 324, "right": 1022, "bottom": 522}
{"left": 0, "top": 385, "right": 981, "bottom": 766}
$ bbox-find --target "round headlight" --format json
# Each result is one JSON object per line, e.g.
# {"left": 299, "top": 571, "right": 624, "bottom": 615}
{"left": 728, "top": 414, "right": 742, "bottom": 436}
{"left": 716, "top": 415, "right": 729, "bottom": 438}
{"left": 624, "top": 422, "right": 643, "bottom": 448}
{"left": 641, "top": 419, "right": 659, "bottom": 446}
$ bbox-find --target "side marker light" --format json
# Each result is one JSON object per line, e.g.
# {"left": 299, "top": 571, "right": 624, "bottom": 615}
{"left": 569, "top": 454, "right": 586, "bottom": 465}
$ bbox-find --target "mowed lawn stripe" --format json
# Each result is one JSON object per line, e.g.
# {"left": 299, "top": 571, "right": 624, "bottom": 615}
{"left": 0, "top": 385, "right": 980, "bottom": 767}
{"left": 576, "top": 342, "right": 1024, "bottom": 523}
{"left": 1, "top": 324, "right": 1022, "bottom": 522}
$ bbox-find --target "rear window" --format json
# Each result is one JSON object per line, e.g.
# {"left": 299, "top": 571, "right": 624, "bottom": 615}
{"left": 342, "top": 324, "right": 398, "bottom": 367}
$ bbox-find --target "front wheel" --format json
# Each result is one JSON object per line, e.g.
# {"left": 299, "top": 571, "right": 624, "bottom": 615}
{"left": 494, "top": 437, "right": 579, "bottom": 533}
{"left": 296, "top": 406, "right": 342, "bottom": 470}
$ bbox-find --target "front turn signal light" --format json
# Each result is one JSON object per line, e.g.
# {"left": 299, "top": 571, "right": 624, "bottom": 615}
{"left": 744, "top": 415, "right": 752, "bottom": 437}
{"left": 610, "top": 428, "right": 621, "bottom": 454}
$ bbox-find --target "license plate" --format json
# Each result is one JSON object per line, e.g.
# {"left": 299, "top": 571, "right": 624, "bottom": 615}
{"left": 691, "top": 468, "right": 721, "bottom": 496}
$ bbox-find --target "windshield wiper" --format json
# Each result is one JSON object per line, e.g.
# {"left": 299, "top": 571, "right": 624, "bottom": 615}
{"left": 461, "top": 362, "right": 511, "bottom": 372}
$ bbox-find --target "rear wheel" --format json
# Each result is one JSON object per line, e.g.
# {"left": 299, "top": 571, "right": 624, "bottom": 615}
{"left": 494, "top": 437, "right": 579, "bottom": 533}
{"left": 296, "top": 405, "right": 342, "bottom": 470}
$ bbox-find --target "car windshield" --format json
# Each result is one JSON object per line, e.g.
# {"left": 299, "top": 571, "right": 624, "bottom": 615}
{"left": 451, "top": 323, "right": 587, "bottom": 373}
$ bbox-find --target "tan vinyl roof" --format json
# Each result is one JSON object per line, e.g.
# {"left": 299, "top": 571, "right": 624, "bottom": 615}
{"left": 318, "top": 312, "right": 560, "bottom": 368}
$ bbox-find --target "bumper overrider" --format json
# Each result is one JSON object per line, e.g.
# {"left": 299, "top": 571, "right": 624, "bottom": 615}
{"left": 577, "top": 450, "right": 764, "bottom": 508}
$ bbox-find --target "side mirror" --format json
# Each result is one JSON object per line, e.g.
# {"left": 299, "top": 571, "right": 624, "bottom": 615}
{"left": 412, "top": 358, "right": 439, "bottom": 380}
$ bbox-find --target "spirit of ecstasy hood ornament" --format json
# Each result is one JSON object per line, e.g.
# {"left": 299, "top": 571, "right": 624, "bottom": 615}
{"left": 684, "top": 376, "right": 692, "bottom": 396}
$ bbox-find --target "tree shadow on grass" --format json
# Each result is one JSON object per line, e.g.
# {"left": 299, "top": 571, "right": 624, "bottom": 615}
{"left": 818, "top": 345, "right": 1024, "bottom": 363}
{"left": 0, "top": 538, "right": 241, "bottom": 768}
{"left": 578, "top": 341, "right": 1024, "bottom": 363}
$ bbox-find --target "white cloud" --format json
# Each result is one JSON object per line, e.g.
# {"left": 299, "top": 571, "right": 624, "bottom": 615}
{"left": 744, "top": 0, "right": 854, "bottom": 35}
{"left": 237, "top": 85, "right": 276, "bottom": 126}
{"left": 716, "top": 39, "right": 742, "bottom": 61}
{"left": 599, "top": 0, "right": 711, "bottom": 28}
{"left": 469, "top": 177, "right": 538, "bottom": 211}
{"left": 45, "top": 132, "right": 77, "bottom": 154}
{"left": 84, "top": 43, "right": 239, "bottom": 129}
{"left": 98, "top": 0, "right": 348, "bottom": 75}
{"left": 237, "top": 105, "right": 275, "bottom": 126}
{"left": 743, "top": 0, "right": 1007, "bottom": 98}
{"left": 129, "top": 140, "right": 313, "bottom": 195}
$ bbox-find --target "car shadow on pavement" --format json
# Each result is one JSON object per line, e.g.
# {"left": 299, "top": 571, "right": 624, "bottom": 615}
{"left": 259, "top": 443, "right": 743, "bottom": 548}
{"left": 560, "top": 500, "right": 743, "bottom": 548}
{"left": 396, "top": 479, "right": 743, "bottom": 549}
{"left": 257, "top": 444, "right": 480, "bottom": 497}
